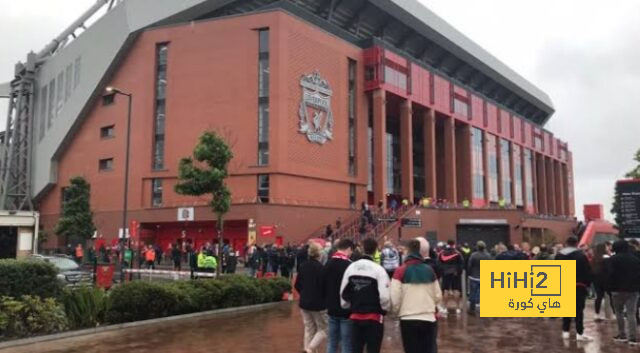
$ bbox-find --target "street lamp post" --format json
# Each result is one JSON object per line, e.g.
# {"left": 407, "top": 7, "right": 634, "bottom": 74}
{"left": 105, "top": 86, "right": 133, "bottom": 263}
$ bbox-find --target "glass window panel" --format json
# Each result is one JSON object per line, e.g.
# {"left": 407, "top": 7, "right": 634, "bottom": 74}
{"left": 48, "top": 79, "right": 56, "bottom": 128}
{"left": 65, "top": 65, "right": 73, "bottom": 102}
{"left": 74, "top": 57, "right": 81, "bottom": 89}
{"left": 39, "top": 86, "right": 47, "bottom": 140}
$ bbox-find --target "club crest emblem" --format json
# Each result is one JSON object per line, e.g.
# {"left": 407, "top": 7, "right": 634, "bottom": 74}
{"left": 298, "top": 71, "right": 333, "bottom": 144}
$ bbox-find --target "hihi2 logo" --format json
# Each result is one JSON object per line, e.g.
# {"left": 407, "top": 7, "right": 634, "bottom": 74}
{"left": 480, "top": 261, "right": 576, "bottom": 317}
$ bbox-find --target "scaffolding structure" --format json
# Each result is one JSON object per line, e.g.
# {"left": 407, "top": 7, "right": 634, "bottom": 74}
{"left": 0, "top": 0, "right": 115, "bottom": 211}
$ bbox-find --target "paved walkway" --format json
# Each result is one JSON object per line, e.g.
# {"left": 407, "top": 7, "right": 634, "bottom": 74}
{"left": 1, "top": 301, "right": 635, "bottom": 353}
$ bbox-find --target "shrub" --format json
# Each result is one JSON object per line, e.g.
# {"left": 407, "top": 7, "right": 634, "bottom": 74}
{"left": 106, "top": 281, "right": 182, "bottom": 324}
{"left": 0, "top": 260, "right": 62, "bottom": 299}
{"left": 259, "top": 277, "right": 291, "bottom": 302}
{"left": 61, "top": 287, "right": 109, "bottom": 329}
{"left": 181, "top": 280, "right": 224, "bottom": 311}
{"left": 218, "top": 276, "right": 262, "bottom": 308}
{"left": 0, "top": 296, "right": 68, "bottom": 338}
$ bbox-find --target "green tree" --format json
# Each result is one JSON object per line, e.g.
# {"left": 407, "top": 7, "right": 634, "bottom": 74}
{"left": 611, "top": 148, "right": 640, "bottom": 228}
{"left": 175, "top": 131, "right": 233, "bottom": 277}
{"left": 54, "top": 176, "right": 96, "bottom": 246}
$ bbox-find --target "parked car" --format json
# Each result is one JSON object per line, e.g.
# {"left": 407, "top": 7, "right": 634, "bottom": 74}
{"left": 29, "top": 254, "right": 93, "bottom": 287}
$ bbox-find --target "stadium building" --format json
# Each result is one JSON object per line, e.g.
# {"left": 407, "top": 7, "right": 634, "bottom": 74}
{"left": 1, "top": 0, "right": 577, "bottom": 253}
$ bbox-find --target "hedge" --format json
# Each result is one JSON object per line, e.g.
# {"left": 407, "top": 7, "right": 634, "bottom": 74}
{"left": 0, "top": 296, "right": 68, "bottom": 339}
{"left": 0, "top": 259, "right": 62, "bottom": 299}
{"left": 107, "top": 276, "right": 291, "bottom": 324}
{"left": 0, "top": 274, "right": 292, "bottom": 339}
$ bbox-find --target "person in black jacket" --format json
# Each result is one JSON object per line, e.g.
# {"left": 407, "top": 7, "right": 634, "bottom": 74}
{"left": 295, "top": 242, "right": 328, "bottom": 353}
{"left": 556, "top": 236, "right": 593, "bottom": 342}
{"left": 605, "top": 240, "right": 640, "bottom": 345}
{"left": 324, "top": 239, "right": 355, "bottom": 353}
{"left": 437, "top": 240, "right": 464, "bottom": 315}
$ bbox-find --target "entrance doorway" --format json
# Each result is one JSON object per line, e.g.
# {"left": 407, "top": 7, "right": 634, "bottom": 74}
{"left": 0, "top": 226, "right": 17, "bottom": 259}
{"left": 456, "top": 224, "right": 509, "bottom": 250}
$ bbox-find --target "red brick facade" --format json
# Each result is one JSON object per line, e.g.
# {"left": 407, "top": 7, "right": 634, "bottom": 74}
{"left": 37, "top": 10, "right": 576, "bottom": 250}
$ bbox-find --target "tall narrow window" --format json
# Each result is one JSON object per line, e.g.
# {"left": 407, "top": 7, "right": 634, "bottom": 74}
{"left": 513, "top": 144, "right": 523, "bottom": 206}
{"left": 367, "top": 95, "right": 373, "bottom": 191}
{"left": 74, "top": 57, "right": 81, "bottom": 89}
{"left": 257, "top": 29, "right": 270, "bottom": 165}
{"left": 39, "top": 85, "right": 47, "bottom": 141}
{"left": 56, "top": 71, "right": 64, "bottom": 115}
{"left": 524, "top": 149, "right": 534, "bottom": 208}
{"left": 348, "top": 59, "right": 357, "bottom": 176}
{"left": 487, "top": 134, "right": 498, "bottom": 202}
{"left": 151, "top": 179, "right": 163, "bottom": 207}
{"left": 153, "top": 43, "right": 169, "bottom": 170}
{"left": 349, "top": 184, "right": 356, "bottom": 209}
{"left": 500, "top": 138, "right": 512, "bottom": 204}
{"left": 258, "top": 174, "right": 269, "bottom": 203}
{"left": 47, "top": 79, "right": 56, "bottom": 128}
{"left": 64, "top": 64, "right": 73, "bottom": 102}
{"left": 471, "top": 127, "right": 485, "bottom": 200}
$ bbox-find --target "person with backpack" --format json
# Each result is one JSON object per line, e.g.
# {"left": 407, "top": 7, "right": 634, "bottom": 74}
{"left": 437, "top": 240, "right": 464, "bottom": 315}
{"left": 381, "top": 241, "right": 400, "bottom": 278}
{"left": 341, "top": 238, "right": 390, "bottom": 353}
{"left": 555, "top": 236, "right": 594, "bottom": 342}
{"left": 605, "top": 240, "right": 640, "bottom": 345}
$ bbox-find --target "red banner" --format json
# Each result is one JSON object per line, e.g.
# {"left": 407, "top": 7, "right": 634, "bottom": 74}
{"left": 95, "top": 264, "right": 114, "bottom": 289}
{"left": 259, "top": 225, "right": 276, "bottom": 237}
{"left": 129, "top": 219, "right": 139, "bottom": 239}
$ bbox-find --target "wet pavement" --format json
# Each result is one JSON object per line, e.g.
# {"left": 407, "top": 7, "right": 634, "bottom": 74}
{"left": 2, "top": 301, "right": 636, "bottom": 353}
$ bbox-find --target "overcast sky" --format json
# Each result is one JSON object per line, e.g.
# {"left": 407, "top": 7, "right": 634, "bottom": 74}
{"left": 2, "top": 0, "right": 639, "bottom": 220}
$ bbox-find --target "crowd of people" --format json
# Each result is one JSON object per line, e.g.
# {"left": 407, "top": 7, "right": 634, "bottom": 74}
{"left": 291, "top": 235, "right": 640, "bottom": 353}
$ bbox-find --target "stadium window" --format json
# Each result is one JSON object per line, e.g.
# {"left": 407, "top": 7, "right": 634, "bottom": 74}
{"left": 65, "top": 64, "right": 73, "bottom": 102}
{"left": 257, "top": 174, "right": 269, "bottom": 203}
{"left": 471, "top": 127, "right": 485, "bottom": 200}
{"left": 349, "top": 184, "right": 356, "bottom": 209}
{"left": 348, "top": 58, "right": 357, "bottom": 176}
{"left": 151, "top": 179, "right": 163, "bottom": 207}
{"left": 257, "top": 29, "right": 270, "bottom": 165}
{"left": 102, "top": 94, "right": 115, "bottom": 106}
{"left": 74, "top": 57, "right": 81, "bottom": 89}
{"left": 56, "top": 71, "right": 64, "bottom": 115}
{"left": 39, "top": 86, "right": 47, "bottom": 141}
{"left": 153, "top": 43, "right": 169, "bottom": 170}
{"left": 47, "top": 79, "right": 56, "bottom": 128}
{"left": 453, "top": 94, "right": 469, "bottom": 117}
{"left": 365, "top": 66, "right": 375, "bottom": 81}
{"left": 100, "top": 125, "right": 115, "bottom": 139}
{"left": 99, "top": 158, "right": 114, "bottom": 172}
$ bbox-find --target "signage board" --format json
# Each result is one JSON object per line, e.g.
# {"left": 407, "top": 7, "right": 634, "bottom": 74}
{"left": 401, "top": 218, "right": 422, "bottom": 228}
{"left": 616, "top": 180, "right": 640, "bottom": 236}
{"left": 178, "top": 207, "right": 195, "bottom": 221}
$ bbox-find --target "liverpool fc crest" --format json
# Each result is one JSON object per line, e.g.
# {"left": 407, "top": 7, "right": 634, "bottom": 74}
{"left": 298, "top": 71, "right": 333, "bottom": 144}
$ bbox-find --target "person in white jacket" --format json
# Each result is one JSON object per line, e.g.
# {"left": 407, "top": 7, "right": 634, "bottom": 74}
{"left": 390, "top": 239, "right": 442, "bottom": 353}
{"left": 340, "top": 238, "right": 390, "bottom": 353}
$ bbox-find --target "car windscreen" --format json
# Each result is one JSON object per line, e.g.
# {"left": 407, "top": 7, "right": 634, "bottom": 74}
{"left": 48, "top": 257, "right": 80, "bottom": 271}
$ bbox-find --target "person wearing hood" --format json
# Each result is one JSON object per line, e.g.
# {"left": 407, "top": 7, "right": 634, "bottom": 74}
{"left": 555, "top": 236, "right": 593, "bottom": 341}
{"left": 605, "top": 240, "right": 640, "bottom": 345}
{"left": 381, "top": 241, "right": 401, "bottom": 278}
{"left": 391, "top": 239, "right": 441, "bottom": 353}
{"left": 494, "top": 244, "right": 528, "bottom": 260}
{"left": 467, "top": 241, "right": 491, "bottom": 315}
{"left": 437, "top": 240, "right": 464, "bottom": 315}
